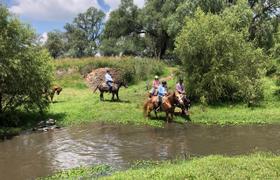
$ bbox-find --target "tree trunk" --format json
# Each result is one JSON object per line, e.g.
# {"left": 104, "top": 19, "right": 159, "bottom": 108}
{"left": 159, "top": 32, "right": 169, "bottom": 59}
{"left": 0, "top": 93, "right": 2, "bottom": 113}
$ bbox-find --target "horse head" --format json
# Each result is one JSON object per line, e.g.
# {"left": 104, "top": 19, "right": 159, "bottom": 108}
{"left": 174, "top": 91, "right": 185, "bottom": 107}
{"left": 55, "top": 86, "right": 63, "bottom": 95}
{"left": 119, "top": 81, "right": 128, "bottom": 88}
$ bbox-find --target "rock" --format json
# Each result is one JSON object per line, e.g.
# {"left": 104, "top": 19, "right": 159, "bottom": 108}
{"left": 34, "top": 119, "right": 59, "bottom": 132}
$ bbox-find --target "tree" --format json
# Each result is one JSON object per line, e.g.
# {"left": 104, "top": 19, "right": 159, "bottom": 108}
{"left": 45, "top": 30, "right": 66, "bottom": 58}
{"left": 65, "top": 7, "right": 105, "bottom": 57}
{"left": 0, "top": 6, "right": 53, "bottom": 125}
{"left": 102, "top": 0, "right": 144, "bottom": 56}
{"left": 248, "top": 0, "right": 280, "bottom": 50}
{"left": 176, "top": 7, "right": 264, "bottom": 104}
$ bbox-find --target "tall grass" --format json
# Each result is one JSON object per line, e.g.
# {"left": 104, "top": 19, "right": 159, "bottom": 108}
{"left": 54, "top": 57, "right": 166, "bottom": 84}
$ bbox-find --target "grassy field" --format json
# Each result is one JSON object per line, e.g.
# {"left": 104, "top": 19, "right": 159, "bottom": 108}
{"left": 48, "top": 57, "right": 280, "bottom": 127}
{"left": 43, "top": 153, "right": 280, "bottom": 179}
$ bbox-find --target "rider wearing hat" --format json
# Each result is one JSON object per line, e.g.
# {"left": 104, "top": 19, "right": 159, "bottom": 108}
{"left": 157, "top": 81, "right": 168, "bottom": 111}
{"left": 149, "top": 75, "right": 160, "bottom": 97}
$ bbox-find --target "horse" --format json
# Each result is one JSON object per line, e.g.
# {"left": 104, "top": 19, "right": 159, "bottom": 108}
{"left": 143, "top": 91, "right": 184, "bottom": 122}
{"left": 175, "top": 94, "right": 191, "bottom": 115}
{"left": 94, "top": 81, "right": 128, "bottom": 101}
{"left": 48, "top": 86, "right": 62, "bottom": 103}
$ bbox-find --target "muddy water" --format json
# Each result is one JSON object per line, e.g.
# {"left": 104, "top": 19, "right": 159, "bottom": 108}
{"left": 1, "top": 123, "right": 280, "bottom": 180}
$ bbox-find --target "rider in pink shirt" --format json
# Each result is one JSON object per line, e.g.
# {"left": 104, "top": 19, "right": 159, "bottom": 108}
{"left": 176, "top": 79, "right": 185, "bottom": 94}
{"left": 150, "top": 75, "right": 160, "bottom": 97}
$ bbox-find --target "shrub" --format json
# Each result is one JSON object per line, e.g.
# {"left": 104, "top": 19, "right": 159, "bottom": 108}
{"left": 0, "top": 6, "right": 53, "bottom": 126}
{"left": 175, "top": 8, "right": 264, "bottom": 104}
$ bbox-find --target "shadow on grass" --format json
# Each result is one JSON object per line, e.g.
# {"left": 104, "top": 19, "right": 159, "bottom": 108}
{"left": 101, "top": 99, "right": 131, "bottom": 104}
{"left": 51, "top": 100, "right": 67, "bottom": 104}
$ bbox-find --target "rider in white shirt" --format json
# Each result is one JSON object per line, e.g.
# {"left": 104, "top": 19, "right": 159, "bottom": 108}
{"left": 105, "top": 69, "right": 113, "bottom": 92}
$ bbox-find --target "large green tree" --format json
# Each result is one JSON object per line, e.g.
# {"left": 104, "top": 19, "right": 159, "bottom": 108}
{"left": 65, "top": 7, "right": 105, "bottom": 57}
{"left": 248, "top": 0, "right": 280, "bottom": 50}
{"left": 176, "top": 5, "right": 264, "bottom": 103}
{"left": 0, "top": 6, "right": 53, "bottom": 125}
{"left": 101, "top": 0, "right": 144, "bottom": 56}
{"left": 44, "top": 30, "right": 66, "bottom": 58}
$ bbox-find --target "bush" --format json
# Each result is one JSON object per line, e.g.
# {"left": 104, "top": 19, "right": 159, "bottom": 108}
{"left": 175, "top": 8, "right": 264, "bottom": 104}
{"left": 0, "top": 7, "right": 53, "bottom": 126}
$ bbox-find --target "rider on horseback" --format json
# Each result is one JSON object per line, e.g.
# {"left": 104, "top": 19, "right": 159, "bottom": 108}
{"left": 157, "top": 81, "right": 168, "bottom": 111}
{"left": 176, "top": 79, "right": 190, "bottom": 115}
{"left": 105, "top": 69, "right": 113, "bottom": 92}
{"left": 176, "top": 79, "right": 185, "bottom": 94}
{"left": 149, "top": 75, "right": 160, "bottom": 97}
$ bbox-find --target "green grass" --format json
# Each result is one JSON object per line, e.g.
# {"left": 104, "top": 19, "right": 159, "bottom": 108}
{"left": 40, "top": 165, "right": 111, "bottom": 180}
{"left": 43, "top": 153, "right": 280, "bottom": 179}
{"left": 50, "top": 72, "right": 165, "bottom": 127}
{"left": 189, "top": 77, "right": 280, "bottom": 125}
{"left": 49, "top": 68, "right": 280, "bottom": 127}
{"left": 102, "top": 153, "right": 280, "bottom": 180}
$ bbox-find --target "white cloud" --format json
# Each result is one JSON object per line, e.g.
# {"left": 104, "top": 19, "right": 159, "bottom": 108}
{"left": 9, "top": 0, "right": 101, "bottom": 21}
{"left": 39, "top": 32, "right": 48, "bottom": 44}
{"left": 134, "top": 0, "right": 145, "bottom": 8}
{"left": 104, "top": 0, "right": 145, "bottom": 10}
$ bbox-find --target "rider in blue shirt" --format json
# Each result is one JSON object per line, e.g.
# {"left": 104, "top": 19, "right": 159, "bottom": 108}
{"left": 157, "top": 81, "right": 167, "bottom": 110}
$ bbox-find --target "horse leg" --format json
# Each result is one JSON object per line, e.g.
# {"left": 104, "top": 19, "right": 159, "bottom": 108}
{"left": 154, "top": 109, "right": 158, "bottom": 119}
{"left": 50, "top": 92, "right": 54, "bottom": 103}
{"left": 111, "top": 92, "right": 115, "bottom": 101}
{"left": 116, "top": 91, "right": 120, "bottom": 101}
{"left": 166, "top": 112, "right": 170, "bottom": 123}
{"left": 100, "top": 92, "right": 104, "bottom": 101}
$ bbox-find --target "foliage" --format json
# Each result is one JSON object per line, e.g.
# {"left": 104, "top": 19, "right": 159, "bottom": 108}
{"left": 64, "top": 7, "right": 105, "bottom": 57}
{"left": 176, "top": 7, "right": 265, "bottom": 104}
{"left": 0, "top": 6, "right": 53, "bottom": 126}
{"left": 44, "top": 30, "right": 66, "bottom": 58}
{"left": 55, "top": 57, "right": 166, "bottom": 84}
{"left": 248, "top": 0, "right": 280, "bottom": 50}
{"left": 101, "top": 0, "right": 145, "bottom": 56}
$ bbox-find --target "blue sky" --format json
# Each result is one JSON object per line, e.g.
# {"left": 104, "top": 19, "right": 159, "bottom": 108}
{"left": 5, "top": 0, "right": 145, "bottom": 34}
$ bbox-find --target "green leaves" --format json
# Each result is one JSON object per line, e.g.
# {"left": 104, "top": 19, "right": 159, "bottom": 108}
{"left": 0, "top": 6, "right": 53, "bottom": 125}
{"left": 63, "top": 7, "right": 105, "bottom": 57}
{"left": 176, "top": 6, "right": 265, "bottom": 104}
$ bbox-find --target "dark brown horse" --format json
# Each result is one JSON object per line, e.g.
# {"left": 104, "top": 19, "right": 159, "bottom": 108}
{"left": 94, "top": 82, "right": 128, "bottom": 101}
{"left": 143, "top": 92, "right": 184, "bottom": 122}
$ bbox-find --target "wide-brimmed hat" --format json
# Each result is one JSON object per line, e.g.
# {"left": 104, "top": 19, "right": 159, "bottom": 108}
{"left": 155, "top": 75, "right": 159, "bottom": 79}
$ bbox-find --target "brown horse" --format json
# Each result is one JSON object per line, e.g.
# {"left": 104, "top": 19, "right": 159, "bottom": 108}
{"left": 144, "top": 92, "right": 184, "bottom": 122}
{"left": 49, "top": 86, "right": 63, "bottom": 102}
{"left": 94, "top": 82, "right": 128, "bottom": 101}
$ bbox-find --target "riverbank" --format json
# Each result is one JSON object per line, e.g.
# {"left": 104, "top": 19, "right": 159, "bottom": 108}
{"left": 49, "top": 57, "right": 280, "bottom": 127}
{"left": 43, "top": 153, "right": 280, "bottom": 179}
